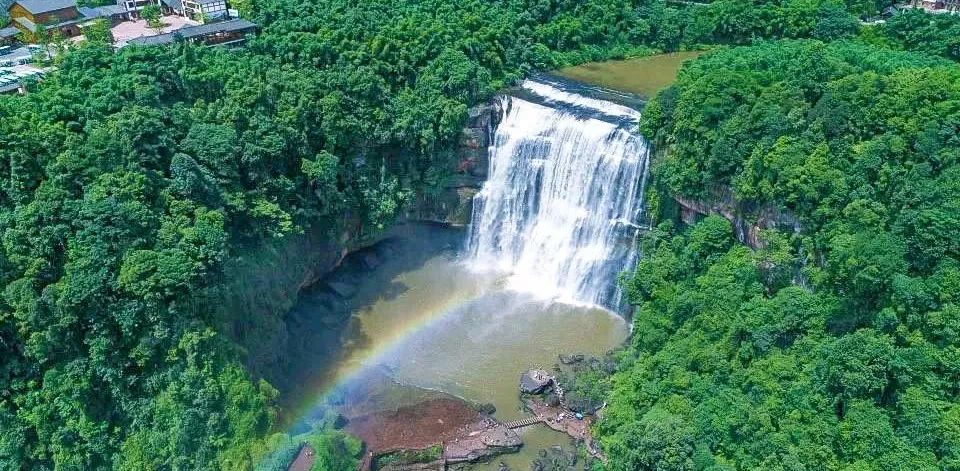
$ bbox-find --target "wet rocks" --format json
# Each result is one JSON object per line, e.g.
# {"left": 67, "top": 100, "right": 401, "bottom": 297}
{"left": 558, "top": 353, "right": 584, "bottom": 365}
{"left": 326, "top": 278, "right": 358, "bottom": 299}
{"left": 520, "top": 369, "right": 554, "bottom": 395}
{"left": 531, "top": 444, "right": 588, "bottom": 471}
{"left": 361, "top": 252, "right": 382, "bottom": 270}
{"left": 408, "top": 103, "right": 497, "bottom": 226}
{"left": 443, "top": 422, "right": 521, "bottom": 464}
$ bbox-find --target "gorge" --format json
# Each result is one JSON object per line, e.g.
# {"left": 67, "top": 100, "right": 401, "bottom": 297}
{"left": 275, "top": 77, "right": 653, "bottom": 470}
{"left": 5, "top": 1, "right": 959, "bottom": 468}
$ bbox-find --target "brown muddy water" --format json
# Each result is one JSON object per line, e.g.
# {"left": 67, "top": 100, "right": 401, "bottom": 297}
{"left": 290, "top": 223, "right": 629, "bottom": 469}
{"left": 555, "top": 51, "right": 704, "bottom": 98}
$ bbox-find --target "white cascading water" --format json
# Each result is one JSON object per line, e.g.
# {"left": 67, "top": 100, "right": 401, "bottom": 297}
{"left": 466, "top": 78, "right": 651, "bottom": 309}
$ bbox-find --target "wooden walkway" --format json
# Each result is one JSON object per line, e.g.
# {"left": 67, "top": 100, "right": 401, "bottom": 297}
{"left": 503, "top": 416, "right": 544, "bottom": 429}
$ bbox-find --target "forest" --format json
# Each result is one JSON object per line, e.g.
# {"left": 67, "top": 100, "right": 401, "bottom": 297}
{"left": 0, "top": 0, "right": 959, "bottom": 469}
{"left": 602, "top": 39, "right": 960, "bottom": 470}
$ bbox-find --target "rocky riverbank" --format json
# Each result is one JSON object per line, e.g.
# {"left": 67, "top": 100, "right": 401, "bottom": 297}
{"left": 328, "top": 371, "right": 521, "bottom": 471}
{"left": 329, "top": 359, "right": 611, "bottom": 471}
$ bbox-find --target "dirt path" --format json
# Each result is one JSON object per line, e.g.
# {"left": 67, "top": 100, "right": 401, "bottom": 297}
{"left": 287, "top": 444, "right": 316, "bottom": 471}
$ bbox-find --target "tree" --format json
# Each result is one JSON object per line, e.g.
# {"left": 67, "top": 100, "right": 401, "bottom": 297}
{"left": 83, "top": 19, "right": 115, "bottom": 44}
{"left": 607, "top": 407, "right": 696, "bottom": 471}
{"left": 604, "top": 39, "right": 960, "bottom": 470}
{"left": 813, "top": 4, "right": 860, "bottom": 40}
{"left": 142, "top": 4, "right": 164, "bottom": 34}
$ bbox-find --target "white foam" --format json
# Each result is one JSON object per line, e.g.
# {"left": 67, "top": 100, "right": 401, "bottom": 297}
{"left": 520, "top": 79, "right": 642, "bottom": 122}
{"left": 466, "top": 89, "right": 651, "bottom": 308}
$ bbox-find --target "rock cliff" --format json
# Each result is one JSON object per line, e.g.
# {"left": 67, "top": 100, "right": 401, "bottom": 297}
{"left": 672, "top": 186, "right": 802, "bottom": 249}
{"left": 407, "top": 102, "right": 499, "bottom": 226}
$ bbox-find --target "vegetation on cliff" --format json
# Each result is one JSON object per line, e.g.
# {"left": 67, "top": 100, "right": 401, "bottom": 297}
{"left": 602, "top": 40, "right": 960, "bottom": 470}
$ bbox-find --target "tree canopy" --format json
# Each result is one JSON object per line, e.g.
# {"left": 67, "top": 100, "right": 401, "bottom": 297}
{"left": 2, "top": 0, "right": 959, "bottom": 469}
{"left": 602, "top": 39, "right": 960, "bottom": 471}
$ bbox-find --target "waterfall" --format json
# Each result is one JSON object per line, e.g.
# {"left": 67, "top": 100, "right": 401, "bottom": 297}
{"left": 466, "top": 78, "right": 651, "bottom": 309}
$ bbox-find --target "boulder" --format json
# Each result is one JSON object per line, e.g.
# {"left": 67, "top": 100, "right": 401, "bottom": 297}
{"left": 558, "top": 353, "right": 585, "bottom": 365}
{"left": 520, "top": 369, "right": 553, "bottom": 395}
{"left": 481, "top": 425, "right": 522, "bottom": 448}
{"left": 531, "top": 445, "right": 593, "bottom": 471}
{"left": 443, "top": 423, "right": 521, "bottom": 464}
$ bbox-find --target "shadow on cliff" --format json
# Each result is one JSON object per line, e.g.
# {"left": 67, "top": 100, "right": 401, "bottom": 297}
{"left": 269, "top": 222, "right": 466, "bottom": 416}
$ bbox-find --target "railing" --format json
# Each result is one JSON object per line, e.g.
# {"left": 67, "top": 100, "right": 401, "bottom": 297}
{"left": 503, "top": 416, "right": 544, "bottom": 429}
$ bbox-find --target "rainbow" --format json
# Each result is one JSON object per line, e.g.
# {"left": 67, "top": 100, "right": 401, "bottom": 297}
{"left": 279, "top": 284, "right": 486, "bottom": 430}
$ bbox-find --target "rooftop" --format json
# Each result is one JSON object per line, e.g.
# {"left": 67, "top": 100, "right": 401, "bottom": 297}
{"left": 12, "top": 0, "right": 77, "bottom": 15}
{"left": 12, "top": 15, "right": 37, "bottom": 32}
{"left": 13, "top": 11, "right": 90, "bottom": 31}
{"left": 78, "top": 4, "right": 126, "bottom": 18}
{"left": 0, "top": 26, "right": 19, "bottom": 39}
{"left": 0, "top": 64, "right": 45, "bottom": 93}
{"left": 126, "top": 18, "right": 256, "bottom": 46}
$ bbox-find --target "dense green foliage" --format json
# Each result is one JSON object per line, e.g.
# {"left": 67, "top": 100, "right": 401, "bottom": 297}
{"left": 872, "top": 9, "right": 960, "bottom": 61}
{"left": 601, "top": 40, "right": 960, "bottom": 470}
{"left": 254, "top": 425, "right": 361, "bottom": 471}
{"left": 2, "top": 0, "right": 835, "bottom": 468}
{"left": 3, "top": 0, "right": 960, "bottom": 468}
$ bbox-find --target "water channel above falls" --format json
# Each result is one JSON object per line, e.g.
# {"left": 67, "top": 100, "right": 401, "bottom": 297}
{"left": 285, "top": 78, "right": 650, "bottom": 469}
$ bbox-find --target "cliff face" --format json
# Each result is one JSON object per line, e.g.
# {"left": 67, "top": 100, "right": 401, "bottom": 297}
{"left": 218, "top": 103, "right": 499, "bottom": 384}
{"left": 673, "top": 187, "right": 802, "bottom": 249}
{"left": 208, "top": 228, "right": 346, "bottom": 379}
{"left": 407, "top": 102, "right": 499, "bottom": 226}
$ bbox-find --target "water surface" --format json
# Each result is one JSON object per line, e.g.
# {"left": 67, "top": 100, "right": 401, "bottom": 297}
{"left": 293, "top": 72, "right": 649, "bottom": 468}
{"left": 556, "top": 51, "right": 704, "bottom": 98}
{"left": 298, "top": 224, "right": 628, "bottom": 468}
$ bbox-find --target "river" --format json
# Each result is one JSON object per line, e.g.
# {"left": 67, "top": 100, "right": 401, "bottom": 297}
{"left": 555, "top": 51, "right": 704, "bottom": 99}
{"left": 325, "top": 224, "right": 628, "bottom": 468}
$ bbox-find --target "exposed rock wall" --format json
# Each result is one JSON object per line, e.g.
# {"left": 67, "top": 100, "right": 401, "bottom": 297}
{"left": 673, "top": 187, "right": 802, "bottom": 249}
{"left": 407, "top": 102, "right": 499, "bottom": 226}
{"left": 209, "top": 225, "right": 373, "bottom": 385}
{"left": 221, "top": 103, "right": 500, "bottom": 387}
